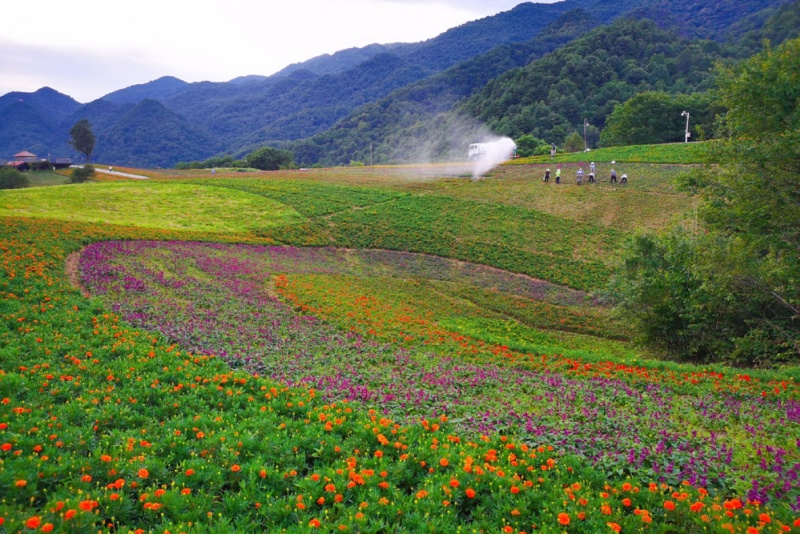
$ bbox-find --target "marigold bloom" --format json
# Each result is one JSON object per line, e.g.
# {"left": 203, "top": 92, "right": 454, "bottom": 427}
{"left": 15, "top": 480, "right": 27, "bottom": 487}
{"left": 231, "top": 464, "right": 241, "bottom": 472}
{"left": 759, "top": 513, "right": 770, "bottom": 524}
{"left": 664, "top": 500, "right": 676, "bottom": 511}
{"left": 309, "top": 519, "right": 321, "bottom": 528}
{"left": 510, "top": 486, "right": 520, "bottom": 494}
{"left": 41, "top": 523, "right": 54, "bottom": 533}
{"left": 25, "top": 516, "right": 41, "bottom": 529}
{"left": 449, "top": 478, "right": 460, "bottom": 488}
{"left": 439, "top": 458, "right": 449, "bottom": 467}
{"left": 100, "top": 454, "right": 112, "bottom": 462}
{"left": 81, "top": 474, "right": 92, "bottom": 483}
{"left": 466, "top": 488, "right": 476, "bottom": 499}
{"left": 607, "top": 522, "right": 621, "bottom": 533}
{"left": 64, "top": 510, "right": 77, "bottom": 520}
{"left": 558, "top": 513, "right": 570, "bottom": 525}
{"left": 621, "top": 498, "right": 631, "bottom": 507}
{"left": 181, "top": 488, "right": 191, "bottom": 495}
{"left": 137, "top": 468, "right": 149, "bottom": 479}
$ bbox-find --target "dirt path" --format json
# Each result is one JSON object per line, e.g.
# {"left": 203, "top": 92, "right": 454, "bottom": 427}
{"left": 65, "top": 251, "right": 91, "bottom": 298}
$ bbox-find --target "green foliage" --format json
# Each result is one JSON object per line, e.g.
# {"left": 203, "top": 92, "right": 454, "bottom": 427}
{"left": 600, "top": 91, "right": 723, "bottom": 146}
{"left": 69, "top": 164, "right": 95, "bottom": 183}
{"left": 462, "top": 19, "right": 730, "bottom": 146}
{"left": 514, "top": 134, "right": 551, "bottom": 158}
{"left": 516, "top": 141, "right": 711, "bottom": 164}
{"left": 69, "top": 119, "right": 96, "bottom": 163}
{"left": 244, "top": 146, "right": 294, "bottom": 171}
{"left": 563, "top": 131, "right": 585, "bottom": 153}
{"left": 175, "top": 154, "right": 238, "bottom": 170}
{"left": 610, "top": 38, "right": 800, "bottom": 366}
{"left": 0, "top": 167, "right": 29, "bottom": 189}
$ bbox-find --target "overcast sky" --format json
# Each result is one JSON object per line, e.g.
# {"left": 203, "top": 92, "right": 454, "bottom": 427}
{"left": 1, "top": 0, "right": 557, "bottom": 103}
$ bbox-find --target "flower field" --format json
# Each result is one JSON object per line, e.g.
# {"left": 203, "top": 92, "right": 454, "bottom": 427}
{"left": 1, "top": 168, "right": 799, "bottom": 532}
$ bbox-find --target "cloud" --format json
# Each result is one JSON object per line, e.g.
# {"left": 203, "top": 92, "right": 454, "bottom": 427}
{"left": 0, "top": 41, "right": 169, "bottom": 103}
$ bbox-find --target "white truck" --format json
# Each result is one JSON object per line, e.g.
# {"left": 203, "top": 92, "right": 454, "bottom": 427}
{"left": 468, "top": 143, "right": 489, "bottom": 160}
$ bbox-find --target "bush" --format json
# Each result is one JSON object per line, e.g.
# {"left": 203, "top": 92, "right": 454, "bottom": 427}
{"left": 0, "top": 167, "right": 29, "bottom": 189}
{"left": 70, "top": 165, "right": 95, "bottom": 183}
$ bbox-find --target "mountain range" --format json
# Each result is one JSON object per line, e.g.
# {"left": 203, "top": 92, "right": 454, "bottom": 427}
{"left": 1, "top": 0, "right": 797, "bottom": 168}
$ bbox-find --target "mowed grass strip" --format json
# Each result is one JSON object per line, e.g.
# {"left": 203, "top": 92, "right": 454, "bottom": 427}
{"left": 0, "top": 181, "right": 304, "bottom": 232}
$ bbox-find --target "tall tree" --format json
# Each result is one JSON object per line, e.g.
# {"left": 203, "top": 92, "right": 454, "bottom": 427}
{"left": 69, "top": 119, "right": 96, "bottom": 163}
{"left": 610, "top": 38, "right": 800, "bottom": 366}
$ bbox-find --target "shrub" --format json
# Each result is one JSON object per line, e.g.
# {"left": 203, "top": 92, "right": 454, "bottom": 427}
{"left": 0, "top": 167, "right": 29, "bottom": 189}
{"left": 70, "top": 164, "right": 95, "bottom": 183}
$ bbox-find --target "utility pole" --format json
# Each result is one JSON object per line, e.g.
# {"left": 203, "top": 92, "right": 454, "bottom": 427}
{"left": 681, "top": 111, "right": 691, "bottom": 143}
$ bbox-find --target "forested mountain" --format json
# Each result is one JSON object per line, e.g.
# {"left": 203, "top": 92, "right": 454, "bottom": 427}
{"left": 1, "top": 0, "right": 795, "bottom": 166}
{"left": 0, "top": 88, "right": 80, "bottom": 159}
{"left": 101, "top": 76, "right": 189, "bottom": 105}
{"left": 290, "top": 9, "right": 603, "bottom": 165}
{"left": 92, "top": 99, "right": 222, "bottom": 168}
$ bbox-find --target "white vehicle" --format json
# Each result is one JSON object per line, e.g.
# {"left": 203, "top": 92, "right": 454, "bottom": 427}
{"left": 468, "top": 143, "right": 489, "bottom": 160}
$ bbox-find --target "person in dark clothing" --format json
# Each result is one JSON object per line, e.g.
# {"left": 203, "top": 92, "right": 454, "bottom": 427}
{"left": 610, "top": 169, "right": 617, "bottom": 184}
{"left": 544, "top": 169, "right": 550, "bottom": 182}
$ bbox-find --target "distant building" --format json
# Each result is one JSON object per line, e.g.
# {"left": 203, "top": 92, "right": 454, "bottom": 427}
{"left": 13, "top": 151, "right": 37, "bottom": 163}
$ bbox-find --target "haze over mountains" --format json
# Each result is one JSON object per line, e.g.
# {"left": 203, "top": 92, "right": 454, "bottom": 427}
{"left": 1, "top": 0, "right": 797, "bottom": 168}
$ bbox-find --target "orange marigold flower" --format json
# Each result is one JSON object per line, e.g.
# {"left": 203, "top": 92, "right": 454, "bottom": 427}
{"left": 81, "top": 474, "right": 92, "bottom": 483}
{"left": 607, "top": 522, "right": 621, "bottom": 533}
{"left": 622, "top": 483, "right": 632, "bottom": 491}
{"left": 100, "top": 455, "right": 112, "bottom": 462}
{"left": 231, "top": 464, "right": 241, "bottom": 472}
{"left": 79, "top": 500, "right": 97, "bottom": 511}
{"left": 690, "top": 501, "right": 705, "bottom": 513}
{"left": 601, "top": 504, "right": 612, "bottom": 515}
{"left": 511, "top": 486, "right": 520, "bottom": 494}
{"left": 181, "top": 488, "right": 191, "bottom": 495}
{"left": 466, "top": 488, "right": 476, "bottom": 499}
{"left": 449, "top": 478, "right": 460, "bottom": 488}
{"left": 110, "top": 493, "right": 120, "bottom": 501}
{"left": 41, "top": 523, "right": 54, "bottom": 533}
{"left": 355, "top": 513, "right": 364, "bottom": 520}
{"left": 64, "top": 510, "right": 77, "bottom": 520}
{"left": 747, "top": 528, "right": 759, "bottom": 534}
{"left": 15, "top": 480, "right": 27, "bottom": 487}
{"left": 185, "top": 469, "right": 195, "bottom": 476}
{"left": 137, "top": 468, "right": 149, "bottom": 479}
{"left": 503, "top": 526, "right": 513, "bottom": 533}
{"left": 439, "top": 458, "right": 449, "bottom": 467}
{"left": 558, "top": 513, "right": 570, "bottom": 526}
{"left": 664, "top": 501, "right": 676, "bottom": 511}
{"left": 416, "top": 490, "right": 429, "bottom": 499}
{"left": 309, "top": 518, "right": 321, "bottom": 528}
{"left": 25, "top": 516, "right": 41, "bottom": 529}
{"left": 759, "top": 513, "right": 771, "bottom": 524}
{"left": 621, "top": 498, "right": 631, "bottom": 507}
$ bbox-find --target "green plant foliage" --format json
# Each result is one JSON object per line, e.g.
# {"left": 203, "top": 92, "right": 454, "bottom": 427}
{"left": 68, "top": 119, "right": 95, "bottom": 163}
{"left": 0, "top": 167, "right": 29, "bottom": 189}
{"left": 609, "top": 38, "right": 800, "bottom": 366}
{"left": 461, "top": 19, "right": 729, "bottom": 145}
{"left": 244, "top": 146, "right": 294, "bottom": 171}
{"left": 600, "top": 91, "right": 722, "bottom": 146}
{"left": 69, "top": 164, "right": 95, "bottom": 183}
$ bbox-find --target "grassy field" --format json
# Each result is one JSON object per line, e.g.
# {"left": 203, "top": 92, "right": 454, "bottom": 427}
{"left": 516, "top": 141, "right": 712, "bottom": 165}
{"left": 0, "top": 163, "right": 797, "bottom": 533}
{"left": 0, "top": 181, "right": 304, "bottom": 232}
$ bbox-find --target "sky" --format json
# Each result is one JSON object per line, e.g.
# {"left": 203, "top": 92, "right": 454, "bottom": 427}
{"left": 1, "top": 0, "right": 556, "bottom": 103}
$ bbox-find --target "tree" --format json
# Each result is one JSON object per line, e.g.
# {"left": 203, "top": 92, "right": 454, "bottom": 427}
{"left": 562, "top": 131, "right": 584, "bottom": 153}
{"left": 69, "top": 119, "right": 96, "bottom": 163}
{"left": 70, "top": 164, "right": 95, "bottom": 183}
{"left": 0, "top": 167, "right": 29, "bottom": 189}
{"left": 244, "top": 146, "right": 294, "bottom": 171}
{"left": 610, "top": 38, "right": 800, "bottom": 366}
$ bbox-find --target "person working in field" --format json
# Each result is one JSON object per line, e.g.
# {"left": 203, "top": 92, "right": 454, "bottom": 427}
{"left": 543, "top": 168, "right": 550, "bottom": 182}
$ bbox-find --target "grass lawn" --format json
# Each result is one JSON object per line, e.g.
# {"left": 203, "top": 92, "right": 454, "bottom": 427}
{"left": 0, "top": 181, "right": 304, "bottom": 232}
